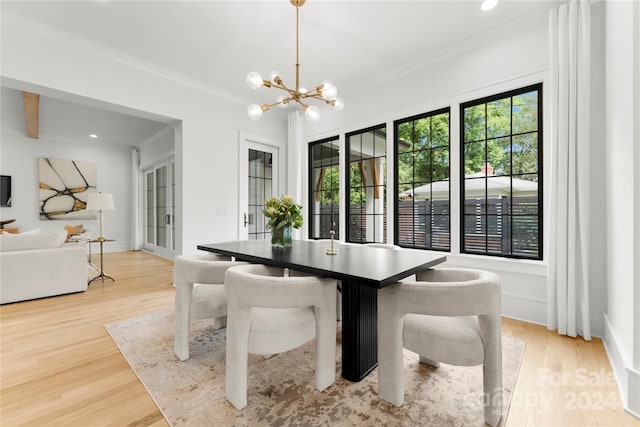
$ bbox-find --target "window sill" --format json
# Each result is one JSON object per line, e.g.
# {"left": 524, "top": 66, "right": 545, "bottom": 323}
{"left": 438, "top": 252, "right": 547, "bottom": 277}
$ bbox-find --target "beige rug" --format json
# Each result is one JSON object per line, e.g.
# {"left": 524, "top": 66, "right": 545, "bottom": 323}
{"left": 105, "top": 311, "right": 525, "bottom": 427}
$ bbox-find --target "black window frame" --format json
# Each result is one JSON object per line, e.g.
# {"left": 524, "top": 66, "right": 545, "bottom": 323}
{"left": 308, "top": 136, "right": 340, "bottom": 240}
{"left": 345, "top": 124, "right": 387, "bottom": 244}
{"left": 459, "top": 83, "right": 543, "bottom": 260}
{"left": 394, "top": 107, "right": 451, "bottom": 251}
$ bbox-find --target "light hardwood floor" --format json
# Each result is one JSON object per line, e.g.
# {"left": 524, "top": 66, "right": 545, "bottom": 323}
{"left": 1, "top": 251, "right": 638, "bottom": 426}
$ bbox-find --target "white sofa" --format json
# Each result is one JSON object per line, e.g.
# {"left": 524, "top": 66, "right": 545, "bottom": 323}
{"left": 0, "top": 230, "right": 88, "bottom": 304}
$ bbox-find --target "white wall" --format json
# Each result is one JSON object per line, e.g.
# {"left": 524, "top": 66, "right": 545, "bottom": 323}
{"left": 0, "top": 130, "right": 132, "bottom": 251}
{"left": 139, "top": 126, "right": 175, "bottom": 170}
{"left": 1, "top": 12, "right": 287, "bottom": 257}
{"left": 604, "top": 0, "right": 640, "bottom": 418}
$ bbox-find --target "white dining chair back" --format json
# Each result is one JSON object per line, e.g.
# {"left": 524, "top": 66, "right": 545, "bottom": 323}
{"left": 224, "top": 263, "right": 337, "bottom": 410}
{"left": 173, "top": 252, "right": 246, "bottom": 361}
{"left": 377, "top": 268, "right": 502, "bottom": 426}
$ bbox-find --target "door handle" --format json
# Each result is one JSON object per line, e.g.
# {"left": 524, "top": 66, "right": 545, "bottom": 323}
{"left": 165, "top": 214, "right": 171, "bottom": 225}
{"left": 243, "top": 213, "right": 248, "bottom": 227}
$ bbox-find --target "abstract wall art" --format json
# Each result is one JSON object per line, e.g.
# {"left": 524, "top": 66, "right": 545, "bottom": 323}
{"left": 39, "top": 157, "right": 97, "bottom": 220}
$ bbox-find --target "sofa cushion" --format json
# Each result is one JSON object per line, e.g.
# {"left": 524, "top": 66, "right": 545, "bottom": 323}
{"left": 0, "top": 230, "right": 68, "bottom": 252}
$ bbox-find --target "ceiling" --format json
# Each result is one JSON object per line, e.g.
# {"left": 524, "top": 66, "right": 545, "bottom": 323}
{"left": 1, "top": 86, "right": 172, "bottom": 147}
{"left": 1, "top": 0, "right": 564, "bottom": 145}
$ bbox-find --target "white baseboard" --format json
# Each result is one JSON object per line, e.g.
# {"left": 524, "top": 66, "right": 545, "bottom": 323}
{"left": 501, "top": 294, "right": 605, "bottom": 338}
{"left": 603, "top": 314, "right": 640, "bottom": 421}
{"left": 626, "top": 366, "right": 640, "bottom": 418}
{"left": 502, "top": 293, "right": 547, "bottom": 325}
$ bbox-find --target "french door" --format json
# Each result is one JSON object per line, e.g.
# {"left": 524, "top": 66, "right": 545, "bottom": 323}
{"left": 143, "top": 160, "right": 175, "bottom": 258}
{"left": 238, "top": 137, "right": 280, "bottom": 240}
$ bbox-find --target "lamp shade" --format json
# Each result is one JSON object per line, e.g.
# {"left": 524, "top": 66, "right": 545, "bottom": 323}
{"left": 86, "top": 192, "right": 115, "bottom": 211}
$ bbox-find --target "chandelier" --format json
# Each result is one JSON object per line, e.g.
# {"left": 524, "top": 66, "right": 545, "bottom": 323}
{"left": 246, "top": 0, "right": 344, "bottom": 122}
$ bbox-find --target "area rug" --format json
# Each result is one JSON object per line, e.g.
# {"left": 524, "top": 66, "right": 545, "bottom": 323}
{"left": 105, "top": 311, "right": 525, "bottom": 427}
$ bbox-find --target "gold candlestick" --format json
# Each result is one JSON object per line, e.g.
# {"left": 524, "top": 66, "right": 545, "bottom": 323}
{"left": 326, "top": 229, "right": 338, "bottom": 255}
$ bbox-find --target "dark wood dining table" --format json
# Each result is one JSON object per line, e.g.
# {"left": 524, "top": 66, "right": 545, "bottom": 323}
{"left": 197, "top": 240, "right": 447, "bottom": 382}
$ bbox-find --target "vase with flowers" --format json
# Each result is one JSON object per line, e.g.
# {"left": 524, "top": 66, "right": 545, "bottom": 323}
{"left": 263, "top": 195, "right": 303, "bottom": 248}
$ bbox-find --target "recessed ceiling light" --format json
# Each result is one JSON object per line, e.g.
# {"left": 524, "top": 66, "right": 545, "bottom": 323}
{"left": 89, "top": 134, "right": 98, "bottom": 138}
{"left": 481, "top": 0, "right": 497, "bottom": 11}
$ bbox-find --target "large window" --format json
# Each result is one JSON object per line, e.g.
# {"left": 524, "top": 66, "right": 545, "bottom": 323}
{"left": 395, "top": 109, "right": 450, "bottom": 250}
{"left": 460, "top": 83, "right": 542, "bottom": 259}
{"left": 309, "top": 137, "right": 340, "bottom": 239}
{"left": 346, "top": 125, "right": 387, "bottom": 243}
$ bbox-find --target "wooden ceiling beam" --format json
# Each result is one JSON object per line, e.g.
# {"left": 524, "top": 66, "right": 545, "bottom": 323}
{"left": 22, "top": 91, "right": 40, "bottom": 139}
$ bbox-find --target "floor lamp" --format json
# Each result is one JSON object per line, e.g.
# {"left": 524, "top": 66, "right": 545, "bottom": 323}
{"left": 86, "top": 192, "right": 115, "bottom": 284}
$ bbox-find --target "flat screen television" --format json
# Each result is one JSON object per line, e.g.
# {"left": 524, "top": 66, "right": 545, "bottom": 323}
{"left": 1, "top": 175, "right": 11, "bottom": 207}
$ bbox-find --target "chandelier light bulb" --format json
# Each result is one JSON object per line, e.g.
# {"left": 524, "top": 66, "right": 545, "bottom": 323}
{"left": 299, "top": 87, "right": 308, "bottom": 94}
{"left": 333, "top": 97, "right": 345, "bottom": 111}
{"left": 247, "top": 71, "right": 264, "bottom": 90}
{"left": 277, "top": 95, "right": 289, "bottom": 108}
{"left": 304, "top": 105, "right": 320, "bottom": 122}
{"left": 247, "top": 104, "right": 263, "bottom": 120}
{"left": 321, "top": 80, "right": 337, "bottom": 100}
{"left": 270, "top": 71, "right": 281, "bottom": 82}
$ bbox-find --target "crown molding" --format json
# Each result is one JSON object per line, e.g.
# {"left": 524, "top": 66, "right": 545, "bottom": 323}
{"left": 1, "top": 11, "right": 253, "bottom": 107}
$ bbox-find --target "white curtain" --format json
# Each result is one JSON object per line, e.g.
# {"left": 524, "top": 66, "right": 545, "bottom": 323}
{"left": 131, "top": 148, "right": 143, "bottom": 250}
{"left": 547, "top": 0, "right": 592, "bottom": 340}
{"left": 287, "top": 111, "right": 304, "bottom": 239}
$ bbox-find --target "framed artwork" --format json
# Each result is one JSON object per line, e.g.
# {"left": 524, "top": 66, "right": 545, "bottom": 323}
{"left": 39, "top": 157, "right": 97, "bottom": 220}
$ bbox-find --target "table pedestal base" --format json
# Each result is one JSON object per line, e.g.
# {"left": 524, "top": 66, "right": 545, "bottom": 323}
{"left": 341, "top": 280, "right": 378, "bottom": 382}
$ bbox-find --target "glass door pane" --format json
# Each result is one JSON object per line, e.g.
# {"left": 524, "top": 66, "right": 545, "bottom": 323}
{"left": 156, "top": 165, "right": 167, "bottom": 248}
{"left": 238, "top": 137, "right": 279, "bottom": 241}
{"left": 146, "top": 171, "right": 155, "bottom": 245}
{"left": 248, "top": 149, "right": 273, "bottom": 240}
{"left": 143, "top": 160, "right": 175, "bottom": 259}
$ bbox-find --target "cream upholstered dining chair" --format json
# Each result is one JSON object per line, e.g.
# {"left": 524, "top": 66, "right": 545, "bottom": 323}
{"left": 173, "top": 252, "right": 246, "bottom": 361}
{"left": 224, "top": 264, "right": 337, "bottom": 410}
{"left": 377, "top": 268, "right": 503, "bottom": 427}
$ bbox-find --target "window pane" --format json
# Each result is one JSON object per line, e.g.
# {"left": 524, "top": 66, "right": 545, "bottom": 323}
{"left": 512, "top": 134, "right": 538, "bottom": 174}
{"left": 513, "top": 91, "right": 538, "bottom": 134}
{"left": 397, "top": 153, "right": 414, "bottom": 185}
{"left": 464, "top": 141, "right": 486, "bottom": 177}
{"left": 487, "top": 98, "right": 511, "bottom": 139}
{"left": 413, "top": 117, "right": 431, "bottom": 151}
{"left": 309, "top": 138, "right": 340, "bottom": 240}
{"left": 432, "top": 147, "right": 450, "bottom": 181}
{"left": 512, "top": 216, "right": 538, "bottom": 256}
{"left": 432, "top": 113, "right": 449, "bottom": 148}
{"left": 464, "top": 104, "right": 486, "bottom": 142}
{"left": 488, "top": 137, "right": 511, "bottom": 176}
{"left": 464, "top": 214, "right": 487, "bottom": 252}
{"left": 397, "top": 122, "right": 414, "bottom": 153}
{"left": 413, "top": 149, "right": 432, "bottom": 183}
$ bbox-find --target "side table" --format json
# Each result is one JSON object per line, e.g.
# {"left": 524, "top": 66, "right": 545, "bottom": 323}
{"left": 88, "top": 238, "right": 115, "bottom": 285}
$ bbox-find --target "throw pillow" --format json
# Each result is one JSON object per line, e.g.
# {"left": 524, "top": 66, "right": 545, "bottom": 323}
{"left": 64, "top": 224, "right": 84, "bottom": 237}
